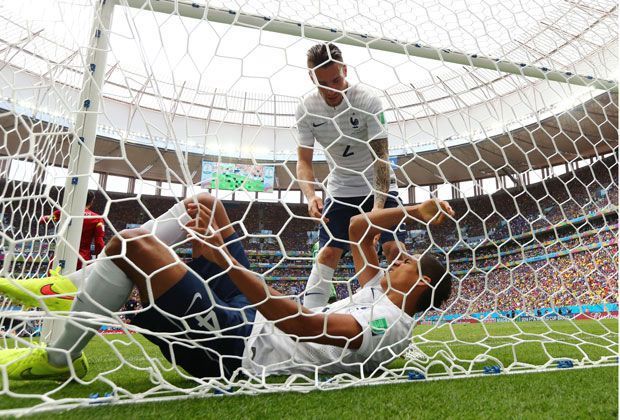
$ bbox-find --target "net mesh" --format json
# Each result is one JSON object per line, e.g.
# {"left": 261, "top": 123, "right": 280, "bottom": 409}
{"left": 0, "top": 0, "right": 617, "bottom": 415}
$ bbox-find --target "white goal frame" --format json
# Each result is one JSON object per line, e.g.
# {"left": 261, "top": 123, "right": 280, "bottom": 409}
{"left": 56, "top": 0, "right": 618, "bottom": 276}
{"left": 44, "top": 0, "right": 619, "bottom": 342}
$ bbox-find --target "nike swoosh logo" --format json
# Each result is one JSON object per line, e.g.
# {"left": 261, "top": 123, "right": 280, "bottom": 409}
{"left": 20, "top": 367, "right": 54, "bottom": 380}
{"left": 312, "top": 122, "right": 326, "bottom": 127}
{"left": 305, "top": 292, "right": 324, "bottom": 296}
{"left": 184, "top": 292, "right": 202, "bottom": 315}
{"left": 40, "top": 284, "right": 74, "bottom": 301}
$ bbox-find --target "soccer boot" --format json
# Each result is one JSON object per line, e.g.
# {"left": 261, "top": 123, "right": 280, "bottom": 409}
{"left": 0, "top": 346, "right": 88, "bottom": 381}
{"left": 0, "top": 267, "right": 77, "bottom": 311}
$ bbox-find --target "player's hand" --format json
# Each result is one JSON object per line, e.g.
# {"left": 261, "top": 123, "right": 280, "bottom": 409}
{"left": 186, "top": 202, "right": 214, "bottom": 231}
{"left": 415, "top": 199, "right": 455, "bottom": 225}
{"left": 308, "top": 196, "right": 328, "bottom": 222}
{"left": 185, "top": 223, "right": 230, "bottom": 267}
{"left": 185, "top": 202, "right": 229, "bottom": 265}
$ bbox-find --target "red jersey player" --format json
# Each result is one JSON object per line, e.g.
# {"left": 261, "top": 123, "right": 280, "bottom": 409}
{"left": 41, "top": 191, "right": 105, "bottom": 270}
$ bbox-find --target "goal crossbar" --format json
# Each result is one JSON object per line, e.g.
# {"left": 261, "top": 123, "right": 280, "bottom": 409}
{"left": 120, "top": 0, "right": 618, "bottom": 93}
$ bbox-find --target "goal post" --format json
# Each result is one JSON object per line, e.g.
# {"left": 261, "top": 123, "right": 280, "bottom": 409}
{"left": 40, "top": 0, "right": 115, "bottom": 343}
{"left": 55, "top": 0, "right": 115, "bottom": 275}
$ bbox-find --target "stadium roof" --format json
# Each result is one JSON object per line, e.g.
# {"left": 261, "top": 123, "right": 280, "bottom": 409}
{"left": 1, "top": 92, "right": 616, "bottom": 187}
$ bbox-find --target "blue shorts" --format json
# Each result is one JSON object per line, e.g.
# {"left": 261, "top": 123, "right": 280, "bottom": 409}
{"left": 132, "top": 232, "right": 256, "bottom": 379}
{"left": 319, "top": 191, "right": 406, "bottom": 251}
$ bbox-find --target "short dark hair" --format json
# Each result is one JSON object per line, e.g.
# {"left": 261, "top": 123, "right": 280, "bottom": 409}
{"left": 414, "top": 254, "right": 451, "bottom": 313}
{"left": 86, "top": 191, "right": 96, "bottom": 206}
{"left": 307, "top": 43, "right": 343, "bottom": 68}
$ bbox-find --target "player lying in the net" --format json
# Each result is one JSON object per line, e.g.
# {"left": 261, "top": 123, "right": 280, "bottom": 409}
{"left": 0, "top": 192, "right": 454, "bottom": 380}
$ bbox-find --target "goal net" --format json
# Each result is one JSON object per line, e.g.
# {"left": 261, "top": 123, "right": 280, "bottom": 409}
{"left": 0, "top": 0, "right": 617, "bottom": 415}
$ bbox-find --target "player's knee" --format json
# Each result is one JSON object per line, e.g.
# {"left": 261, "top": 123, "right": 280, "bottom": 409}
{"left": 120, "top": 227, "right": 151, "bottom": 240}
{"left": 195, "top": 192, "right": 230, "bottom": 225}
{"left": 105, "top": 229, "right": 144, "bottom": 256}
{"left": 105, "top": 235, "right": 122, "bottom": 257}
{"left": 107, "top": 228, "right": 152, "bottom": 256}
{"left": 194, "top": 192, "right": 219, "bottom": 209}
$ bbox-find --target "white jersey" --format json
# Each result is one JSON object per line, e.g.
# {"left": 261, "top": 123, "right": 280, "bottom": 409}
{"left": 295, "top": 85, "right": 398, "bottom": 198}
{"left": 241, "top": 271, "right": 414, "bottom": 376}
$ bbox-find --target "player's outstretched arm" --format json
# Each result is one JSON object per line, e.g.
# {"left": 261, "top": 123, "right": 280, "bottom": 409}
{"left": 94, "top": 220, "right": 105, "bottom": 256}
{"left": 297, "top": 146, "right": 324, "bottom": 219}
{"left": 226, "top": 258, "right": 362, "bottom": 349}
{"left": 186, "top": 203, "right": 363, "bottom": 349}
{"left": 369, "top": 137, "right": 390, "bottom": 210}
{"left": 351, "top": 199, "right": 455, "bottom": 236}
{"left": 349, "top": 199, "right": 455, "bottom": 285}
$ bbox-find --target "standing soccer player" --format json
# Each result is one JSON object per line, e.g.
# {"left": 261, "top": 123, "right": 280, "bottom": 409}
{"left": 296, "top": 43, "right": 404, "bottom": 308}
{"left": 41, "top": 191, "right": 105, "bottom": 270}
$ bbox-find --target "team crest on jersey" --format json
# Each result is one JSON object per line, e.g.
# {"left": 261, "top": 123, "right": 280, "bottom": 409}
{"left": 370, "top": 317, "right": 388, "bottom": 336}
{"left": 350, "top": 114, "right": 359, "bottom": 129}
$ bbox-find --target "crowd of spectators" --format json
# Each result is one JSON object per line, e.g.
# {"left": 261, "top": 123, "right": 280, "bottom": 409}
{"left": 443, "top": 247, "right": 617, "bottom": 315}
{"left": 450, "top": 226, "right": 617, "bottom": 272}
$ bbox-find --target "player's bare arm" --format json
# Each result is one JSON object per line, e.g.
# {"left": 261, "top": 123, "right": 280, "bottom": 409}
{"left": 369, "top": 137, "right": 390, "bottom": 210}
{"left": 349, "top": 199, "right": 455, "bottom": 285}
{"left": 186, "top": 202, "right": 362, "bottom": 348}
{"left": 297, "top": 145, "right": 325, "bottom": 220}
{"left": 94, "top": 222, "right": 105, "bottom": 256}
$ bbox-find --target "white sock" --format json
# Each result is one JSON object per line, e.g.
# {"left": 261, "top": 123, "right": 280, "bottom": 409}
{"left": 48, "top": 255, "right": 133, "bottom": 367}
{"left": 303, "top": 263, "right": 335, "bottom": 309}
{"left": 140, "top": 201, "right": 191, "bottom": 246}
{"left": 64, "top": 264, "right": 94, "bottom": 290}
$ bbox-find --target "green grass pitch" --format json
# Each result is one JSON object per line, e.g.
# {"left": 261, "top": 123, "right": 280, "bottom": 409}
{"left": 0, "top": 319, "right": 617, "bottom": 418}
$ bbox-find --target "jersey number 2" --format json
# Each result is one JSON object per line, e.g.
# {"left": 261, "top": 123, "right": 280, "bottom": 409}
{"left": 342, "top": 145, "right": 354, "bottom": 157}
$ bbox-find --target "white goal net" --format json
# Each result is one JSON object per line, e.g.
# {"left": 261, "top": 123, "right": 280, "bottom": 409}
{"left": 0, "top": 0, "right": 617, "bottom": 415}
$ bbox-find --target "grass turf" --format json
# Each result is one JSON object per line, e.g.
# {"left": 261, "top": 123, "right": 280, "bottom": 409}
{"left": 0, "top": 319, "right": 617, "bottom": 418}
{"left": 47, "top": 367, "right": 618, "bottom": 420}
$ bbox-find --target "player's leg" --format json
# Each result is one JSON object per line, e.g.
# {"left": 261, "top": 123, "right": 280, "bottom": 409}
{"left": 52, "top": 223, "right": 251, "bottom": 379}
{"left": 68, "top": 194, "right": 249, "bottom": 376}
{"left": 185, "top": 192, "right": 248, "bottom": 300}
{"left": 45, "top": 228, "right": 172, "bottom": 368}
{"left": 116, "top": 196, "right": 241, "bottom": 302}
{"left": 304, "top": 197, "right": 361, "bottom": 308}
{"left": 191, "top": 192, "right": 236, "bottom": 239}
{"left": 140, "top": 192, "right": 234, "bottom": 248}
{"left": 0, "top": 227, "right": 184, "bottom": 380}
{"left": 106, "top": 228, "right": 186, "bottom": 303}
{"left": 124, "top": 227, "right": 255, "bottom": 378}
{"left": 0, "top": 192, "right": 228, "bottom": 311}
{"left": 378, "top": 191, "right": 407, "bottom": 263}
